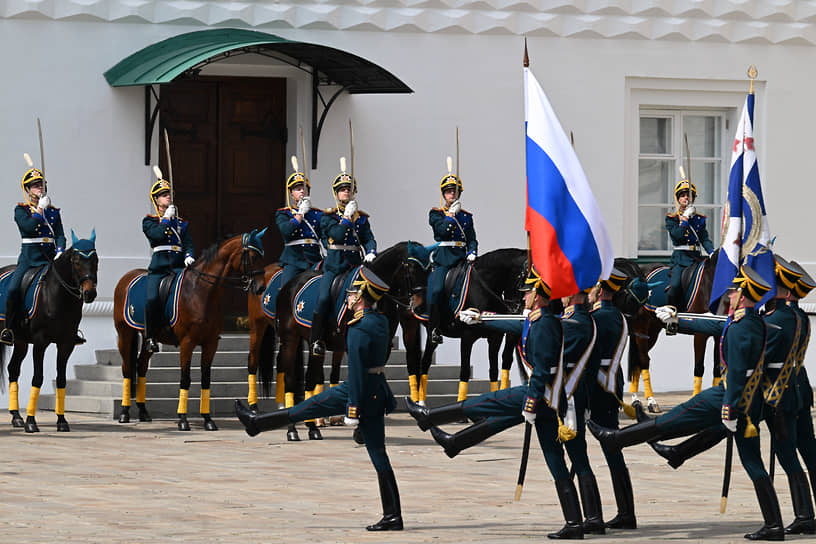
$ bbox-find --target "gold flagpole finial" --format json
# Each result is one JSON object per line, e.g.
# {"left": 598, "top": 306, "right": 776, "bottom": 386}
{"left": 747, "top": 64, "right": 758, "bottom": 94}
{"left": 523, "top": 36, "right": 529, "bottom": 68}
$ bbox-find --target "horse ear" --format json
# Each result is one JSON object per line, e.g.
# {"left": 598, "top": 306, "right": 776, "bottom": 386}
{"left": 71, "top": 229, "right": 79, "bottom": 246}
{"left": 90, "top": 228, "right": 96, "bottom": 245}
{"left": 257, "top": 227, "right": 268, "bottom": 238}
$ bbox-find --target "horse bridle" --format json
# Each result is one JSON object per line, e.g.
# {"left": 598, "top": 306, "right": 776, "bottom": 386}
{"left": 51, "top": 248, "right": 97, "bottom": 300}
{"left": 188, "top": 238, "right": 264, "bottom": 292}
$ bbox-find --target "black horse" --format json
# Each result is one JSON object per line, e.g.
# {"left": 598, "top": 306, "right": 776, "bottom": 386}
{"left": 258, "top": 241, "right": 429, "bottom": 441}
{"left": 416, "top": 248, "right": 528, "bottom": 405}
{"left": 2, "top": 231, "right": 98, "bottom": 433}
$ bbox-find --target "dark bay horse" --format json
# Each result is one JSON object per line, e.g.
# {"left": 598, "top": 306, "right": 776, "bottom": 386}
{"left": 246, "top": 262, "right": 283, "bottom": 411}
{"left": 113, "top": 229, "right": 266, "bottom": 431}
{"left": 2, "top": 231, "right": 98, "bottom": 433}
{"left": 416, "top": 248, "right": 527, "bottom": 405}
{"left": 616, "top": 252, "right": 721, "bottom": 413}
{"left": 263, "top": 241, "right": 429, "bottom": 441}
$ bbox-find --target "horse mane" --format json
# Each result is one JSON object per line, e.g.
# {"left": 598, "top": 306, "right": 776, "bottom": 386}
{"left": 474, "top": 248, "right": 526, "bottom": 270}
{"left": 369, "top": 241, "right": 425, "bottom": 275}
{"left": 197, "top": 233, "right": 237, "bottom": 265}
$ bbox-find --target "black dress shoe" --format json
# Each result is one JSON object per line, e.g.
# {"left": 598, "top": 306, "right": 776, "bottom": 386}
{"left": 366, "top": 514, "right": 403, "bottom": 531}
{"left": 146, "top": 338, "right": 159, "bottom": 353}
{"left": 311, "top": 340, "right": 326, "bottom": 356}
{"left": 430, "top": 329, "right": 444, "bottom": 345}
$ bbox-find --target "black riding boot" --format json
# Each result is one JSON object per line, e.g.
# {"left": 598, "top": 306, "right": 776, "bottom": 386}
{"left": 428, "top": 303, "right": 444, "bottom": 345}
{"left": 405, "top": 397, "right": 465, "bottom": 431}
{"left": 606, "top": 467, "right": 637, "bottom": 529}
{"left": 548, "top": 478, "right": 584, "bottom": 539}
{"left": 587, "top": 419, "right": 663, "bottom": 452}
{"left": 310, "top": 312, "right": 327, "bottom": 356}
{"left": 651, "top": 425, "right": 727, "bottom": 469}
{"left": 366, "top": 469, "right": 403, "bottom": 531}
{"left": 785, "top": 471, "right": 816, "bottom": 534}
{"left": 745, "top": 475, "right": 785, "bottom": 541}
{"left": 234, "top": 400, "right": 290, "bottom": 437}
{"left": 1, "top": 293, "right": 21, "bottom": 345}
{"left": 577, "top": 473, "right": 605, "bottom": 534}
{"left": 429, "top": 419, "right": 496, "bottom": 458}
{"left": 144, "top": 303, "right": 160, "bottom": 353}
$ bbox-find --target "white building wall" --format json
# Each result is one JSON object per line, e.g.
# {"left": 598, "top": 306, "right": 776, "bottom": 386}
{"left": 1, "top": 4, "right": 816, "bottom": 408}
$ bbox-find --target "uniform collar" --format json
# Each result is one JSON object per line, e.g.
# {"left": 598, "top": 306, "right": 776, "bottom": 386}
{"left": 787, "top": 300, "right": 799, "bottom": 309}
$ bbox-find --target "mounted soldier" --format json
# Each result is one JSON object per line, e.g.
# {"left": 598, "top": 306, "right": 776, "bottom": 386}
{"left": 276, "top": 155, "right": 323, "bottom": 288}
{"left": 665, "top": 177, "right": 713, "bottom": 309}
{"left": 0, "top": 156, "right": 68, "bottom": 345}
{"left": 427, "top": 155, "right": 477, "bottom": 345}
{"left": 143, "top": 171, "right": 195, "bottom": 353}
{"left": 309, "top": 156, "right": 376, "bottom": 356}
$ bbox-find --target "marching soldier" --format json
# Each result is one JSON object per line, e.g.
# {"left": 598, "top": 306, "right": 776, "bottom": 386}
{"left": 427, "top": 157, "right": 477, "bottom": 344}
{"left": 310, "top": 158, "right": 376, "bottom": 356}
{"left": 406, "top": 265, "right": 586, "bottom": 540}
{"left": 236, "top": 268, "right": 403, "bottom": 531}
{"left": 589, "top": 265, "right": 786, "bottom": 541}
{"left": 1, "top": 162, "right": 67, "bottom": 345}
{"left": 587, "top": 269, "right": 638, "bottom": 530}
{"left": 143, "top": 177, "right": 194, "bottom": 353}
{"left": 276, "top": 156, "right": 323, "bottom": 288}
{"left": 665, "top": 178, "right": 713, "bottom": 309}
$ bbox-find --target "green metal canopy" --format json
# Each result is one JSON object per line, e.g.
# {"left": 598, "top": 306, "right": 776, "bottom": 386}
{"left": 104, "top": 29, "right": 412, "bottom": 166}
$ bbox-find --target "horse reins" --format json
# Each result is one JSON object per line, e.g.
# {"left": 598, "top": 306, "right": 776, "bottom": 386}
{"left": 187, "top": 244, "right": 264, "bottom": 292}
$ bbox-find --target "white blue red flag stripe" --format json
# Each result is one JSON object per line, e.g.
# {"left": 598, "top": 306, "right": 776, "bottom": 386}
{"left": 709, "top": 92, "right": 775, "bottom": 310}
{"left": 524, "top": 67, "right": 613, "bottom": 298}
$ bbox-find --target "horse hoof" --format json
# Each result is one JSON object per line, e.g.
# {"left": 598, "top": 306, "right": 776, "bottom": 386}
{"left": 647, "top": 397, "right": 661, "bottom": 413}
{"left": 352, "top": 426, "right": 365, "bottom": 445}
{"left": 10, "top": 410, "right": 24, "bottom": 427}
{"left": 249, "top": 404, "right": 259, "bottom": 413}
{"left": 56, "top": 416, "right": 70, "bottom": 432}
{"left": 630, "top": 393, "right": 639, "bottom": 404}
{"left": 177, "top": 419, "right": 191, "bottom": 431}
{"left": 25, "top": 417, "right": 39, "bottom": 433}
{"left": 118, "top": 412, "right": 130, "bottom": 423}
{"left": 287, "top": 429, "right": 300, "bottom": 442}
{"left": 308, "top": 427, "right": 323, "bottom": 440}
{"left": 137, "top": 403, "right": 152, "bottom": 422}
{"left": 417, "top": 400, "right": 426, "bottom": 407}
{"left": 203, "top": 418, "right": 218, "bottom": 431}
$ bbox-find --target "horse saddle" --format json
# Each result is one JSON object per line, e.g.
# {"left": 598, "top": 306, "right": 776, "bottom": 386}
{"left": 646, "top": 262, "right": 706, "bottom": 312}
{"left": 0, "top": 265, "right": 48, "bottom": 320}
{"left": 262, "top": 262, "right": 323, "bottom": 319}
{"left": 415, "top": 262, "right": 473, "bottom": 321}
{"left": 291, "top": 267, "right": 361, "bottom": 329}
{"left": 123, "top": 270, "right": 186, "bottom": 331}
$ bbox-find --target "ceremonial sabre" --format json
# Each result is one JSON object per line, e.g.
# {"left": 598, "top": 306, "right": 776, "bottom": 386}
{"left": 37, "top": 118, "right": 47, "bottom": 195}
{"left": 163, "top": 128, "right": 175, "bottom": 203}
{"left": 515, "top": 421, "right": 533, "bottom": 501}
{"left": 720, "top": 432, "right": 734, "bottom": 513}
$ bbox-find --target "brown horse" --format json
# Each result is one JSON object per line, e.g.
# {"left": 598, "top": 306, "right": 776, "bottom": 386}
{"left": 617, "top": 252, "right": 721, "bottom": 413}
{"left": 113, "top": 229, "right": 267, "bottom": 430}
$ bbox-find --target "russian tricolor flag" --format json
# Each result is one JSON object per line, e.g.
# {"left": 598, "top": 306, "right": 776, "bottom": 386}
{"left": 524, "top": 67, "right": 613, "bottom": 298}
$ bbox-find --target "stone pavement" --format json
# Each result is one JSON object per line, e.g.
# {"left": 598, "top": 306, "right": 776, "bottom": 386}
{"left": 0, "top": 391, "right": 813, "bottom": 543}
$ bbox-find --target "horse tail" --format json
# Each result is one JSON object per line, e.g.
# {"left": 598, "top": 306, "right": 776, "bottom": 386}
{"left": 258, "top": 324, "right": 277, "bottom": 398}
{"left": 626, "top": 318, "right": 641, "bottom": 384}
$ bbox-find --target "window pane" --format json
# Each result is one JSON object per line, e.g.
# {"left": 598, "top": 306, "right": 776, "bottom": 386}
{"left": 684, "top": 115, "right": 721, "bottom": 157}
{"left": 640, "top": 117, "right": 672, "bottom": 154}
{"left": 688, "top": 161, "right": 720, "bottom": 204}
{"left": 638, "top": 159, "right": 671, "bottom": 203}
{"left": 638, "top": 207, "right": 671, "bottom": 251}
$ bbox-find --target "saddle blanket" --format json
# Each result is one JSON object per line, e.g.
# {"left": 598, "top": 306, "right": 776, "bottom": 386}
{"left": 0, "top": 267, "right": 48, "bottom": 320}
{"left": 292, "top": 267, "right": 361, "bottom": 329}
{"left": 644, "top": 265, "right": 705, "bottom": 312}
{"left": 123, "top": 271, "right": 186, "bottom": 331}
{"left": 414, "top": 264, "right": 473, "bottom": 321}
{"left": 261, "top": 262, "right": 323, "bottom": 319}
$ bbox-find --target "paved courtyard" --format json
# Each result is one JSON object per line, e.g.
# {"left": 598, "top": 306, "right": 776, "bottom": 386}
{"left": 0, "top": 391, "right": 813, "bottom": 543}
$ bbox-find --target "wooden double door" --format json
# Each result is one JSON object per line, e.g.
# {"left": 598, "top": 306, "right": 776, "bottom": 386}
{"left": 159, "top": 76, "right": 286, "bottom": 326}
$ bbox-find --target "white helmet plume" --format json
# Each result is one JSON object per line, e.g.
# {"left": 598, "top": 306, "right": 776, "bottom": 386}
{"left": 340, "top": 156, "right": 347, "bottom": 173}
{"left": 23, "top": 153, "right": 34, "bottom": 168}
{"left": 152, "top": 165, "right": 163, "bottom": 180}
{"left": 291, "top": 155, "right": 299, "bottom": 172}
{"left": 446, "top": 156, "right": 452, "bottom": 175}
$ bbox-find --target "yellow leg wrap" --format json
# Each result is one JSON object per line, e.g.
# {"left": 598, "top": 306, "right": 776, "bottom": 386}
{"left": 713, "top": 376, "right": 722, "bottom": 387}
{"left": 629, "top": 374, "right": 639, "bottom": 394}
{"left": 304, "top": 390, "right": 315, "bottom": 423}
{"left": 136, "top": 377, "right": 147, "bottom": 404}
{"left": 314, "top": 384, "right": 324, "bottom": 395}
{"left": 285, "top": 392, "right": 295, "bottom": 408}
{"left": 457, "top": 381, "right": 468, "bottom": 402}
{"left": 26, "top": 386, "right": 40, "bottom": 417}
{"left": 693, "top": 376, "right": 703, "bottom": 397}
{"left": 9, "top": 381, "right": 19, "bottom": 412}
{"left": 490, "top": 381, "right": 499, "bottom": 392}
{"left": 275, "top": 372, "right": 286, "bottom": 405}
{"left": 408, "top": 375, "right": 419, "bottom": 401}
{"left": 247, "top": 374, "right": 258, "bottom": 406}
{"left": 56, "top": 388, "right": 66, "bottom": 416}
{"left": 330, "top": 382, "right": 338, "bottom": 388}
{"left": 177, "top": 389, "right": 189, "bottom": 415}
{"left": 121, "top": 378, "right": 132, "bottom": 407}
{"left": 500, "top": 369, "right": 511, "bottom": 390}
{"left": 420, "top": 374, "right": 428, "bottom": 402}
{"left": 642, "top": 369, "right": 654, "bottom": 399}
{"left": 200, "top": 389, "right": 210, "bottom": 415}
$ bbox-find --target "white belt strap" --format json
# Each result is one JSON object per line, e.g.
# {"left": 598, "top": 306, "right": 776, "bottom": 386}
{"left": 438, "top": 241, "right": 465, "bottom": 247}
{"left": 285, "top": 238, "right": 318, "bottom": 247}
{"left": 746, "top": 369, "right": 754, "bottom": 377}
{"left": 766, "top": 362, "right": 784, "bottom": 369}
{"left": 543, "top": 343, "right": 565, "bottom": 412}
{"left": 563, "top": 321, "right": 597, "bottom": 399}
{"left": 328, "top": 244, "right": 358, "bottom": 251}
{"left": 599, "top": 359, "right": 612, "bottom": 367}
{"left": 22, "top": 237, "right": 54, "bottom": 244}
{"left": 153, "top": 245, "right": 182, "bottom": 253}
{"left": 673, "top": 244, "right": 697, "bottom": 251}
{"left": 597, "top": 313, "right": 628, "bottom": 394}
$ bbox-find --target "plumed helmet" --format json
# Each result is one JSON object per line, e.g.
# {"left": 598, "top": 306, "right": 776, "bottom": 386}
{"left": 150, "top": 179, "right": 172, "bottom": 202}
{"left": 440, "top": 156, "right": 462, "bottom": 195}
{"left": 332, "top": 156, "right": 356, "bottom": 195}
{"left": 21, "top": 168, "right": 44, "bottom": 193}
{"left": 287, "top": 155, "right": 310, "bottom": 192}
{"left": 674, "top": 179, "right": 697, "bottom": 203}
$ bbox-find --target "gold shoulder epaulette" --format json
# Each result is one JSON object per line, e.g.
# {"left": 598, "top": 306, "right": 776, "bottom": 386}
{"left": 277, "top": 206, "right": 292, "bottom": 212}
{"left": 348, "top": 309, "right": 365, "bottom": 325}
{"left": 145, "top": 214, "right": 159, "bottom": 218}
{"left": 431, "top": 207, "right": 445, "bottom": 212}
{"left": 459, "top": 208, "right": 471, "bottom": 215}
{"left": 696, "top": 213, "right": 707, "bottom": 218}
{"left": 563, "top": 305, "right": 575, "bottom": 318}
{"left": 324, "top": 207, "right": 336, "bottom": 214}
{"left": 733, "top": 308, "right": 747, "bottom": 322}
{"left": 666, "top": 211, "right": 679, "bottom": 217}
{"left": 357, "top": 210, "right": 369, "bottom": 218}
{"left": 591, "top": 301, "right": 602, "bottom": 311}
{"left": 528, "top": 308, "right": 542, "bottom": 322}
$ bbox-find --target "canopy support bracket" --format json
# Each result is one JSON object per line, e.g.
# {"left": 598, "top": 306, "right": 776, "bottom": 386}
{"left": 144, "top": 85, "right": 160, "bottom": 166}
{"left": 311, "top": 67, "right": 347, "bottom": 170}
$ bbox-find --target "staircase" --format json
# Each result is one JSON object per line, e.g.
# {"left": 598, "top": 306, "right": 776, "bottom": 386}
{"left": 38, "top": 335, "right": 493, "bottom": 418}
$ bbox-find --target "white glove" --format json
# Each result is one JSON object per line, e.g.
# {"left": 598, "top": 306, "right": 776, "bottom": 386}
{"left": 722, "top": 417, "right": 737, "bottom": 433}
{"left": 522, "top": 410, "right": 537, "bottom": 424}
{"left": 448, "top": 200, "right": 461, "bottom": 214}
{"left": 55, "top": 250, "right": 63, "bottom": 259}
{"left": 564, "top": 397, "right": 577, "bottom": 432}
{"left": 184, "top": 256, "right": 195, "bottom": 267}
{"left": 343, "top": 200, "right": 358, "bottom": 218}
{"left": 683, "top": 205, "right": 695, "bottom": 218}
{"left": 522, "top": 308, "right": 531, "bottom": 317}
{"left": 344, "top": 417, "right": 359, "bottom": 426}
{"left": 163, "top": 205, "right": 177, "bottom": 219}
{"left": 297, "top": 197, "right": 311, "bottom": 216}
{"left": 38, "top": 195, "right": 51, "bottom": 209}
{"left": 655, "top": 305, "right": 678, "bottom": 325}
{"left": 364, "top": 252, "right": 376, "bottom": 263}
{"left": 466, "top": 253, "right": 476, "bottom": 262}
{"left": 458, "top": 309, "right": 481, "bottom": 325}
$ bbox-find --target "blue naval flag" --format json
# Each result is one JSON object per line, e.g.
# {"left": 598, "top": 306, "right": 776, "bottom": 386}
{"left": 709, "top": 92, "right": 776, "bottom": 311}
